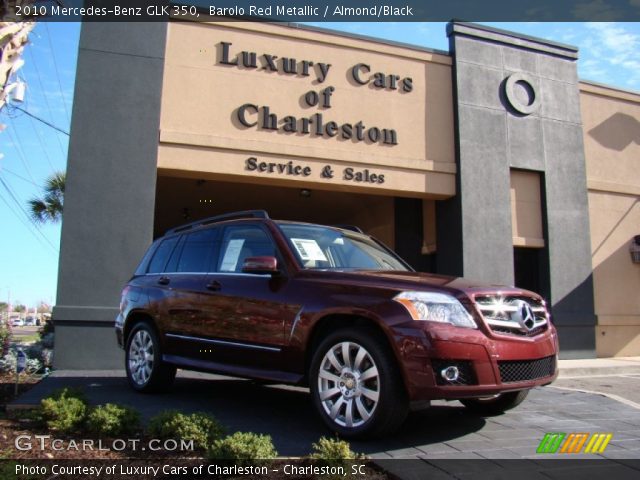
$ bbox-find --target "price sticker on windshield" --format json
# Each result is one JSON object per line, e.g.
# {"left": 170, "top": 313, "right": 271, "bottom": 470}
{"left": 291, "top": 238, "right": 327, "bottom": 262}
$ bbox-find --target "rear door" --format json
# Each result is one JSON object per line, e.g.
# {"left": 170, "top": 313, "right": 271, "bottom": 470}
{"left": 139, "top": 234, "right": 182, "bottom": 336}
{"left": 159, "top": 227, "right": 220, "bottom": 357}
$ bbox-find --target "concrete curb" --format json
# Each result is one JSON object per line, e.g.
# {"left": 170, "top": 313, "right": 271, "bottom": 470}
{"left": 558, "top": 356, "right": 640, "bottom": 378}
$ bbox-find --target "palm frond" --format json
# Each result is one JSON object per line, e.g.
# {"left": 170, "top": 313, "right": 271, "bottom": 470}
{"left": 28, "top": 171, "right": 65, "bottom": 224}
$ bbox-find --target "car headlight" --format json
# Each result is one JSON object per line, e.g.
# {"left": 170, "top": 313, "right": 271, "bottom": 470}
{"left": 393, "top": 291, "right": 477, "bottom": 329}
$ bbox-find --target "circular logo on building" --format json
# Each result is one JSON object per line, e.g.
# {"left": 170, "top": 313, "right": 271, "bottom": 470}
{"left": 504, "top": 73, "right": 540, "bottom": 115}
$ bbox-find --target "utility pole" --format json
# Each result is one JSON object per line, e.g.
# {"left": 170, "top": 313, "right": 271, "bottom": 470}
{"left": 6, "top": 287, "right": 11, "bottom": 324}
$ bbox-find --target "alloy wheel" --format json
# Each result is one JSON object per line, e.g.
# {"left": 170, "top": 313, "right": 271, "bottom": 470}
{"left": 128, "top": 329, "right": 154, "bottom": 386}
{"left": 317, "top": 341, "right": 380, "bottom": 428}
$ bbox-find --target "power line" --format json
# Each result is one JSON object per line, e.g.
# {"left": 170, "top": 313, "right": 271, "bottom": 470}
{"left": 0, "top": 189, "right": 57, "bottom": 254}
{"left": 22, "top": 109, "right": 60, "bottom": 172}
{"left": 0, "top": 190, "right": 50, "bottom": 249}
{"left": 0, "top": 176, "right": 58, "bottom": 253}
{"left": 0, "top": 167, "right": 40, "bottom": 187}
{"left": 4, "top": 122, "right": 37, "bottom": 184}
{"left": 43, "top": 23, "right": 71, "bottom": 124}
{"left": 11, "top": 105, "right": 69, "bottom": 136}
{"left": 26, "top": 45, "right": 68, "bottom": 160}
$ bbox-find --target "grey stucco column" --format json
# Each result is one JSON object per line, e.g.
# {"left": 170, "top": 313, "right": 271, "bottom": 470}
{"left": 53, "top": 23, "right": 167, "bottom": 368}
{"left": 441, "top": 22, "right": 596, "bottom": 358}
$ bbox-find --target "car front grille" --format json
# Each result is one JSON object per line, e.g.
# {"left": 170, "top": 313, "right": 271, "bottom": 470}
{"left": 498, "top": 355, "right": 556, "bottom": 383}
{"left": 473, "top": 294, "right": 549, "bottom": 337}
{"left": 431, "top": 359, "right": 478, "bottom": 386}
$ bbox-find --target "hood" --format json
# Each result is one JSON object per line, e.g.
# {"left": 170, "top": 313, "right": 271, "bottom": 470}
{"left": 301, "top": 269, "right": 541, "bottom": 299}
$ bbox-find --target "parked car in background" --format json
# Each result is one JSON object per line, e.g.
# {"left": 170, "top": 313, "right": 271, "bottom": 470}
{"left": 11, "top": 318, "right": 24, "bottom": 327}
{"left": 24, "top": 317, "right": 36, "bottom": 326}
{"left": 116, "top": 211, "right": 559, "bottom": 438}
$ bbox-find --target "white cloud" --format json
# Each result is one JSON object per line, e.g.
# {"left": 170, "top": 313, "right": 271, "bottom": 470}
{"left": 580, "top": 59, "right": 607, "bottom": 79}
{"left": 581, "top": 23, "right": 640, "bottom": 86}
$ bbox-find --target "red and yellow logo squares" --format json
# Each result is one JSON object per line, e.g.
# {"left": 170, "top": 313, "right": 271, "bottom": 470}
{"left": 537, "top": 432, "right": 612, "bottom": 454}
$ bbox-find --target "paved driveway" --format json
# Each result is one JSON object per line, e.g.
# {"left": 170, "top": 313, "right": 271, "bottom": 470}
{"left": 553, "top": 374, "right": 640, "bottom": 407}
{"left": 11, "top": 370, "right": 640, "bottom": 461}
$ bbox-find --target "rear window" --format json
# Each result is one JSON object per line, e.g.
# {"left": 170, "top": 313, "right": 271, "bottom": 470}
{"left": 134, "top": 239, "right": 161, "bottom": 275}
{"left": 147, "top": 236, "right": 180, "bottom": 274}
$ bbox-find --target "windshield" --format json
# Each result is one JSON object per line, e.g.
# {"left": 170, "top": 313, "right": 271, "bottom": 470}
{"left": 278, "top": 223, "right": 410, "bottom": 271}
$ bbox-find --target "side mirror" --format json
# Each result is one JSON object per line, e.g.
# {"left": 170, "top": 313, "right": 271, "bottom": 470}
{"left": 242, "top": 256, "right": 279, "bottom": 275}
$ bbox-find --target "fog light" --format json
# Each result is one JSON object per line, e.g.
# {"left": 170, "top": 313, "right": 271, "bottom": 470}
{"left": 441, "top": 366, "right": 460, "bottom": 382}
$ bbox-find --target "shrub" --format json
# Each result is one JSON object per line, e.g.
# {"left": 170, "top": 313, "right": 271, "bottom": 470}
{"left": 148, "top": 410, "right": 225, "bottom": 450}
{"left": 86, "top": 403, "right": 141, "bottom": 436}
{"left": 39, "top": 388, "right": 88, "bottom": 433}
{"left": 39, "top": 320, "right": 54, "bottom": 340}
{"left": 310, "top": 437, "right": 366, "bottom": 479}
{"left": 311, "top": 437, "right": 360, "bottom": 461}
{"left": 24, "top": 343, "right": 43, "bottom": 361}
{"left": 48, "top": 387, "right": 87, "bottom": 403}
{"left": 40, "top": 332, "right": 54, "bottom": 349}
{"left": 0, "top": 349, "right": 42, "bottom": 375}
{"left": 207, "top": 432, "right": 278, "bottom": 465}
{"left": 0, "top": 322, "right": 11, "bottom": 355}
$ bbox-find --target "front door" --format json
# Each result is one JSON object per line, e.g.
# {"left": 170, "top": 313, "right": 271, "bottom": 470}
{"left": 199, "top": 223, "right": 297, "bottom": 370}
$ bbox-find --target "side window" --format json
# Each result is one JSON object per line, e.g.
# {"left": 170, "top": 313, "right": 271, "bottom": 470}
{"left": 164, "top": 235, "right": 186, "bottom": 273}
{"left": 176, "top": 228, "right": 219, "bottom": 273}
{"left": 135, "top": 239, "right": 161, "bottom": 275}
{"left": 218, "top": 225, "right": 276, "bottom": 273}
{"left": 147, "top": 236, "right": 180, "bottom": 274}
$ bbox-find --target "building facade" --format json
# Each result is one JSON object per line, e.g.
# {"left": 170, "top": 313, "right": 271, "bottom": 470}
{"left": 53, "top": 21, "right": 640, "bottom": 368}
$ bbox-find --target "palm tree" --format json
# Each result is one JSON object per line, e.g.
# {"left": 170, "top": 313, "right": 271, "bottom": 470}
{"left": 28, "top": 171, "right": 65, "bottom": 224}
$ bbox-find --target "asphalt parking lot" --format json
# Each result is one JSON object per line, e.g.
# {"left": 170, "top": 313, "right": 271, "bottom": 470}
{"left": 11, "top": 369, "right": 640, "bottom": 463}
{"left": 553, "top": 373, "right": 640, "bottom": 407}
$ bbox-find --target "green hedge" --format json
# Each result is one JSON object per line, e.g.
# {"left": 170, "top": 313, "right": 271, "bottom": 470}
{"left": 207, "top": 432, "right": 278, "bottom": 465}
{"left": 148, "top": 410, "right": 225, "bottom": 450}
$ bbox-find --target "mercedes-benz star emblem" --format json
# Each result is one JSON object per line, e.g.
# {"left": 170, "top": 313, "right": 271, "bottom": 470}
{"left": 512, "top": 300, "right": 536, "bottom": 331}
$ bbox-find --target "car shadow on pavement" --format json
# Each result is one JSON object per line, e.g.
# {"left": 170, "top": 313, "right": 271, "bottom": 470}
{"left": 12, "top": 371, "right": 486, "bottom": 456}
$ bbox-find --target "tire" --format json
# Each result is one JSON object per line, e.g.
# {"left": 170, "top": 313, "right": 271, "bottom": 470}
{"left": 125, "top": 322, "right": 176, "bottom": 393}
{"left": 309, "top": 327, "right": 408, "bottom": 439}
{"left": 460, "top": 390, "right": 529, "bottom": 415}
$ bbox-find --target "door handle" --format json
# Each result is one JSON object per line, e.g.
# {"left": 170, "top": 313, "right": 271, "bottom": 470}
{"left": 206, "top": 280, "right": 222, "bottom": 291}
{"left": 157, "top": 276, "right": 170, "bottom": 286}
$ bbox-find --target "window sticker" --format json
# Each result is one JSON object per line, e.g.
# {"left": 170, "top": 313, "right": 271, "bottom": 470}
{"left": 220, "top": 239, "right": 245, "bottom": 271}
{"left": 291, "top": 238, "right": 328, "bottom": 262}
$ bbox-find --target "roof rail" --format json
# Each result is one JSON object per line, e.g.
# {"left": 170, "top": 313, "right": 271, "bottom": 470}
{"left": 166, "top": 210, "right": 270, "bottom": 235}
{"left": 333, "top": 224, "right": 364, "bottom": 234}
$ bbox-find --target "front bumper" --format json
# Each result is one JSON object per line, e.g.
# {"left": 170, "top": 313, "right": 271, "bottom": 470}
{"left": 394, "top": 321, "right": 559, "bottom": 401}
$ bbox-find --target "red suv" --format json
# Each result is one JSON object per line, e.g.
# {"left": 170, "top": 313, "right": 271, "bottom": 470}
{"left": 116, "top": 211, "right": 558, "bottom": 438}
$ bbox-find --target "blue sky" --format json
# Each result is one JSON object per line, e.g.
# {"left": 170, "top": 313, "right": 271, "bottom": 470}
{"left": 0, "top": 21, "right": 639, "bottom": 308}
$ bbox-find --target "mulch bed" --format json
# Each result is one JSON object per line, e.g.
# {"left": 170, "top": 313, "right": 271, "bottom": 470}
{"left": 0, "top": 376, "right": 390, "bottom": 478}
{"left": 0, "top": 373, "right": 42, "bottom": 405}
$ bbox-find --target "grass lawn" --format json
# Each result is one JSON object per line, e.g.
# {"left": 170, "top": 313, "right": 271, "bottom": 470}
{"left": 12, "top": 334, "right": 39, "bottom": 344}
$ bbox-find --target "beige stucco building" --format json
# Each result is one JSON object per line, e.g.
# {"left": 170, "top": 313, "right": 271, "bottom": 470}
{"left": 580, "top": 83, "right": 640, "bottom": 357}
{"left": 54, "top": 21, "right": 640, "bottom": 368}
